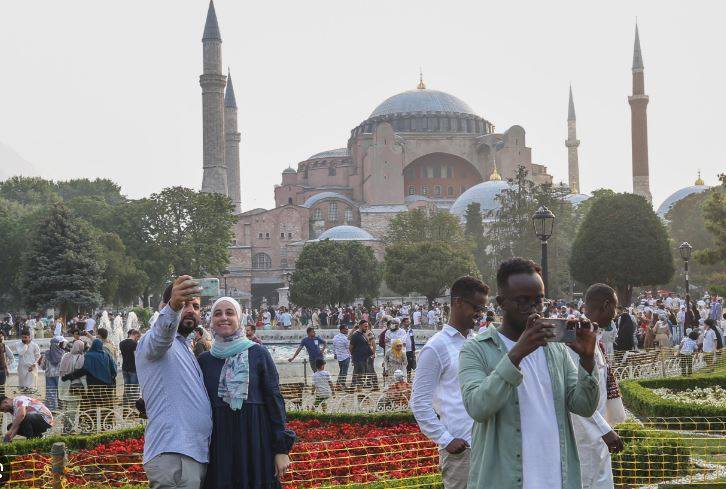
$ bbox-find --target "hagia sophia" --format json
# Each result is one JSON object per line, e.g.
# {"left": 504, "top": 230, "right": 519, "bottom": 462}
{"left": 197, "top": 1, "right": 711, "bottom": 307}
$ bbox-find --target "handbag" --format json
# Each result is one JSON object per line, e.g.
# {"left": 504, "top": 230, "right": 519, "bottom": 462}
{"left": 604, "top": 365, "right": 626, "bottom": 425}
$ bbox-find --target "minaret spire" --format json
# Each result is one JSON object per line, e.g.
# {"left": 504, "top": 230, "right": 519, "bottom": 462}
{"left": 224, "top": 69, "right": 242, "bottom": 213}
{"left": 203, "top": 0, "right": 222, "bottom": 41}
{"left": 417, "top": 68, "right": 426, "bottom": 90}
{"left": 629, "top": 21, "right": 652, "bottom": 203}
{"left": 225, "top": 68, "right": 237, "bottom": 108}
{"left": 565, "top": 85, "right": 580, "bottom": 194}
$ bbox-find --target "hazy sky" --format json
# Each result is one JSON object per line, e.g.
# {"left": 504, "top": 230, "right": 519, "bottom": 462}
{"left": 1, "top": 1, "right": 723, "bottom": 210}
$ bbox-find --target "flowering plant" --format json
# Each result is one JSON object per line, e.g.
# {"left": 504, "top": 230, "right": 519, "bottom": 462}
{"left": 651, "top": 386, "right": 726, "bottom": 408}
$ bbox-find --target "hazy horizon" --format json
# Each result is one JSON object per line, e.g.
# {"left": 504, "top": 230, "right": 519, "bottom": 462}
{"left": 1, "top": 0, "right": 723, "bottom": 210}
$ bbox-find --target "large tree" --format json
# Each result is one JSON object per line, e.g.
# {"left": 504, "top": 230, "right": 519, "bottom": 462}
{"left": 694, "top": 174, "right": 726, "bottom": 267}
{"left": 569, "top": 192, "right": 674, "bottom": 305}
{"left": 384, "top": 241, "right": 478, "bottom": 305}
{"left": 385, "top": 208, "right": 464, "bottom": 246}
{"left": 289, "top": 240, "right": 381, "bottom": 307}
{"left": 0, "top": 176, "right": 59, "bottom": 206}
{"left": 463, "top": 202, "right": 490, "bottom": 284}
{"left": 20, "top": 203, "right": 105, "bottom": 317}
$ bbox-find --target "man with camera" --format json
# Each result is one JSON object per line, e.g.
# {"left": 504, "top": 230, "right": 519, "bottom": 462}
{"left": 459, "top": 258, "right": 600, "bottom": 489}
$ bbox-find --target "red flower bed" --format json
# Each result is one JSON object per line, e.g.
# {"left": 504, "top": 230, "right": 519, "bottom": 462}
{"left": 6, "top": 420, "right": 439, "bottom": 488}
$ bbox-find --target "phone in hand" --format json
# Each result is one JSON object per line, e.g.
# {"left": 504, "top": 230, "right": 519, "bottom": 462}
{"left": 190, "top": 278, "right": 220, "bottom": 298}
{"left": 538, "top": 318, "right": 576, "bottom": 342}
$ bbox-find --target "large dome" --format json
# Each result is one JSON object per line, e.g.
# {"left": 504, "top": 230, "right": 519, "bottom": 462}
{"left": 317, "top": 225, "right": 376, "bottom": 241}
{"left": 656, "top": 185, "right": 709, "bottom": 218}
{"left": 449, "top": 180, "right": 512, "bottom": 220}
{"left": 370, "top": 89, "right": 476, "bottom": 118}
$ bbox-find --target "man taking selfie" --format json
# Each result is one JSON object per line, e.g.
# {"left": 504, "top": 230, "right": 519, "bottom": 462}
{"left": 459, "top": 258, "right": 599, "bottom": 489}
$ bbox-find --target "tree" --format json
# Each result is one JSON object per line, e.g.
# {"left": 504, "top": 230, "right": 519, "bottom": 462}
{"left": 694, "top": 174, "right": 726, "bottom": 267}
{"left": 464, "top": 202, "right": 490, "bottom": 284}
{"left": 384, "top": 241, "right": 478, "bottom": 305}
{"left": 385, "top": 208, "right": 464, "bottom": 246}
{"left": 289, "top": 240, "right": 381, "bottom": 307}
{"left": 20, "top": 203, "right": 105, "bottom": 317}
{"left": 56, "top": 178, "right": 125, "bottom": 205}
{"left": 569, "top": 192, "right": 674, "bottom": 305}
{"left": 0, "top": 176, "right": 59, "bottom": 206}
{"left": 97, "top": 232, "right": 148, "bottom": 307}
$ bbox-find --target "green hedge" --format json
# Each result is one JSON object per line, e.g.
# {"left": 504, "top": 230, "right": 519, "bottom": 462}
{"left": 620, "top": 374, "right": 726, "bottom": 430}
{"left": 612, "top": 423, "right": 691, "bottom": 487}
{"left": 0, "top": 425, "right": 144, "bottom": 456}
{"left": 287, "top": 410, "right": 415, "bottom": 424}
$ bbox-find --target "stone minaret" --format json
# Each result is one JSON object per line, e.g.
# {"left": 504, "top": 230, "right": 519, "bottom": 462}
{"left": 200, "top": 0, "right": 228, "bottom": 196}
{"left": 225, "top": 69, "right": 242, "bottom": 213}
{"left": 565, "top": 85, "right": 580, "bottom": 194}
{"left": 628, "top": 23, "right": 652, "bottom": 203}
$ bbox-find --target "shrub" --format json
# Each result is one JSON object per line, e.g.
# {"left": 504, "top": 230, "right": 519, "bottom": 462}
{"left": 130, "top": 306, "right": 151, "bottom": 327}
{"left": 0, "top": 426, "right": 144, "bottom": 456}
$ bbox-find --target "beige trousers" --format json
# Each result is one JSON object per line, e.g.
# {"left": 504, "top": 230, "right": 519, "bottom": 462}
{"left": 439, "top": 447, "right": 470, "bottom": 489}
{"left": 144, "top": 453, "right": 207, "bottom": 489}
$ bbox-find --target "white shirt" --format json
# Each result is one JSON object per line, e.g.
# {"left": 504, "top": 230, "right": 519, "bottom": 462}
{"left": 385, "top": 328, "right": 407, "bottom": 348}
{"left": 703, "top": 329, "right": 717, "bottom": 353}
{"left": 312, "top": 370, "right": 332, "bottom": 398}
{"left": 262, "top": 311, "right": 271, "bottom": 324}
{"left": 403, "top": 328, "right": 414, "bottom": 352}
{"left": 427, "top": 310, "right": 436, "bottom": 325}
{"left": 410, "top": 324, "right": 473, "bottom": 448}
{"left": 332, "top": 332, "right": 350, "bottom": 361}
{"left": 499, "top": 333, "right": 562, "bottom": 489}
{"left": 85, "top": 318, "right": 96, "bottom": 332}
{"left": 412, "top": 310, "right": 422, "bottom": 326}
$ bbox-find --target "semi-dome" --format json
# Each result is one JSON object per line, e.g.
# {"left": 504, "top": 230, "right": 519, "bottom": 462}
{"left": 308, "top": 148, "right": 350, "bottom": 160}
{"left": 317, "top": 225, "right": 376, "bottom": 241}
{"left": 656, "top": 184, "right": 709, "bottom": 218}
{"left": 564, "top": 193, "right": 591, "bottom": 206}
{"left": 370, "top": 89, "right": 476, "bottom": 118}
{"left": 449, "top": 180, "right": 512, "bottom": 220}
{"left": 282, "top": 167, "right": 296, "bottom": 174}
{"left": 301, "top": 192, "right": 356, "bottom": 208}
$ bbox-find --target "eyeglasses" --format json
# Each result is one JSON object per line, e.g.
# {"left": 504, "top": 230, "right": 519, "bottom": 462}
{"left": 505, "top": 295, "right": 545, "bottom": 313}
{"left": 454, "top": 297, "right": 487, "bottom": 313}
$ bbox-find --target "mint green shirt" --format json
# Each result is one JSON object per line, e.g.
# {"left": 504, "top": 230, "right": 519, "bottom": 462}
{"left": 459, "top": 327, "right": 599, "bottom": 489}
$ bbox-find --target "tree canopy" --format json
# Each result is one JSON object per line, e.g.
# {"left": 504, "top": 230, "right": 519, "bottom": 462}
{"left": 385, "top": 208, "right": 464, "bottom": 246}
{"left": 290, "top": 240, "right": 381, "bottom": 307}
{"left": 570, "top": 192, "right": 674, "bottom": 305}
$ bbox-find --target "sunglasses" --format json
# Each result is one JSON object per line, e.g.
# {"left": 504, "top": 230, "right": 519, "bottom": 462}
{"left": 454, "top": 297, "right": 487, "bottom": 313}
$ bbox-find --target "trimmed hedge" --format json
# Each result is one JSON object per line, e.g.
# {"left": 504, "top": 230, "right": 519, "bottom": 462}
{"left": 321, "top": 474, "right": 442, "bottom": 488}
{"left": 620, "top": 373, "right": 726, "bottom": 429}
{"left": 0, "top": 425, "right": 144, "bottom": 456}
{"left": 287, "top": 410, "right": 415, "bottom": 424}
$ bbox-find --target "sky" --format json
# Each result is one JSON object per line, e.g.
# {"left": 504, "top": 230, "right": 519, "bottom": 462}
{"left": 1, "top": 0, "right": 723, "bottom": 210}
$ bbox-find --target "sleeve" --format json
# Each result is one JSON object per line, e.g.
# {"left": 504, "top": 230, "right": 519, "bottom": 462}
{"left": 566, "top": 348, "right": 611, "bottom": 438}
{"left": 138, "top": 305, "right": 180, "bottom": 362}
{"left": 259, "top": 347, "right": 296, "bottom": 454}
{"left": 410, "top": 346, "right": 454, "bottom": 447}
{"left": 562, "top": 346, "right": 600, "bottom": 418}
{"left": 459, "top": 340, "right": 522, "bottom": 423}
{"left": 63, "top": 367, "right": 89, "bottom": 381}
{"left": 4, "top": 345, "right": 13, "bottom": 366}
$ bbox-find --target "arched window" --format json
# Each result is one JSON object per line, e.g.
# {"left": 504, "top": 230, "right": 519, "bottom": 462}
{"left": 434, "top": 185, "right": 442, "bottom": 196}
{"left": 288, "top": 197, "right": 293, "bottom": 205}
{"left": 344, "top": 208, "right": 353, "bottom": 224}
{"left": 408, "top": 185, "right": 416, "bottom": 195}
{"left": 328, "top": 202, "right": 338, "bottom": 222}
{"left": 252, "top": 253, "right": 272, "bottom": 270}
{"left": 447, "top": 186, "right": 454, "bottom": 196}
{"left": 281, "top": 258, "right": 288, "bottom": 269}
{"left": 422, "top": 185, "right": 428, "bottom": 196}
{"left": 313, "top": 208, "right": 323, "bottom": 220}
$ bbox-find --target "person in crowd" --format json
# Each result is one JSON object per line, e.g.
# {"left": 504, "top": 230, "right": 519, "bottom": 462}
{"left": 401, "top": 317, "right": 416, "bottom": 382}
{"left": 332, "top": 324, "right": 351, "bottom": 389}
{"left": 193, "top": 326, "right": 212, "bottom": 357}
{"left": 570, "top": 284, "right": 625, "bottom": 489}
{"left": 378, "top": 369, "right": 411, "bottom": 410}
{"left": 459, "top": 258, "right": 599, "bottom": 489}
{"left": 288, "top": 327, "right": 326, "bottom": 371}
{"left": 0, "top": 332, "right": 14, "bottom": 397}
{"left": 312, "top": 358, "right": 334, "bottom": 410}
{"left": 642, "top": 312, "right": 656, "bottom": 349}
{"left": 677, "top": 330, "right": 699, "bottom": 375}
{"left": 58, "top": 339, "right": 86, "bottom": 432}
{"left": 0, "top": 395, "right": 53, "bottom": 440}
{"left": 384, "top": 339, "right": 408, "bottom": 382}
{"left": 412, "top": 276, "right": 489, "bottom": 489}
{"left": 280, "top": 307, "right": 292, "bottom": 330}
{"left": 97, "top": 327, "right": 118, "bottom": 364}
{"left": 136, "top": 277, "right": 212, "bottom": 489}
{"left": 53, "top": 317, "right": 64, "bottom": 337}
{"left": 16, "top": 328, "right": 41, "bottom": 393}
{"left": 653, "top": 314, "right": 672, "bottom": 350}
{"left": 614, "top": 307, "right": 638, "bottom": 354}
{"left": 350, "top": 320, "right": 373, "bottom": 389}
{"left": 197, "top": 296, "right": 295, "bottom": 489}
{"left": 709, "top": 295, "right": 722, "bottom": 322}
{"left": 119, "top": 329, "right": 141, "bottom": 406}
{"left": 40, "top": 336, "right": 64, "bottom": 411}
{"left": 384, "top": 317, "right": 407, "bottom": 348}
{"left": 62, "top": 338, "right": 116, "bottom": 409}
{"left": 702, "top": 319, "right": 719, "bottom": 363}
{"left": 245, "top": 324, "right": 262, "bottom": 344}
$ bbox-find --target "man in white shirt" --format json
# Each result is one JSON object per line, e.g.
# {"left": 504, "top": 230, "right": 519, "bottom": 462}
{"left": 702, "top": 320, "right": 718, "bottom": 362}
{"left": 85, "top": 315, "right": 96, "bottom": 333}
{"left": 427, "top": 308, "right": 437, "bottom": 328}
{"left": 412, "top": 307, "right": 422, "bottom": 327}
{"left": 16, "top": 329, "right": 41, "bottom": 392}
{"left": 332, "top": 324, "right": 351, "bottom": 388}
{"left": 411, "top": 276, "right": 489, "bottom": 489}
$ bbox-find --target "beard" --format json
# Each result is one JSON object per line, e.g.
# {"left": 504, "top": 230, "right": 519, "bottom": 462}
{"left": 178, "top": 314, "right": 198, "bottom": 336}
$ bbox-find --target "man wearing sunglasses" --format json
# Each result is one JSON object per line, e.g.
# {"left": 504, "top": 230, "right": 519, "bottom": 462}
{"left": 411, "top": 276, "right": 490, "bottom": 489}
{"left": 460, "top": 258, "right": 599, "bottom": 489}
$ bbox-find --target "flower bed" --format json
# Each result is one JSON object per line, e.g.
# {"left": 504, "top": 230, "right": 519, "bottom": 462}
{"left": 651, "top": 386, "right": 726, "bottom": 408}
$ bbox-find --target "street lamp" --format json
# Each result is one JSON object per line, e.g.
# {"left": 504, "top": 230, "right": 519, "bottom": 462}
{"left": 678, "top": 242, "right": 692, "bottom": 296}
{"left": 222, "top": 269, "right": 230, "bottom": 296}
{"left": 532, "top": 206, "right": 556, "bottom": 297}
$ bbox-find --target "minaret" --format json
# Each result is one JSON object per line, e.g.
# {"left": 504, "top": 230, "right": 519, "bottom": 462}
{"left": 565, "top": 85, "right": 580, "bottom": 194}
{"left": 225, "top": 69, "right": 242, "bottom": 213}
{"left": 629, "top": 23, "right": 652, "bottom": 203}
{"left": 200, "top": 0, "right": 228, "bottom": 196}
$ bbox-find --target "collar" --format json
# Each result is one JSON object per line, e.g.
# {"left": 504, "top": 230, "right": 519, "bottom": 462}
{"left": 442, "top": 324, "right": 472, "bottom": 338}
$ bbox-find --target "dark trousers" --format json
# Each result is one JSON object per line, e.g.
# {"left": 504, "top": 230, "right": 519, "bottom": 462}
{"left": 0, "top": 370, "right": 6, "bottom": 398}
{"left": 406, "top": 351, "right": 416, "bottom": 380}
{"left": 16, "top": 413, "right": 52, "bottom": 439}
{"left": 351, "top": 359, "right": 369, "bottom": 388}
{"left": 337, "top": 358, "right": 350, "bottom": 387}
{"left": 366, "top": 357, "right": 379, "bottom": 390}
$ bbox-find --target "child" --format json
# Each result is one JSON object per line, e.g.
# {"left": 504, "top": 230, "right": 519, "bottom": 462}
{"left": 677, "top": 330, "right": 698, "bottom": 375}
{"left": 311, "top": 358, "right": 333, "bottom": 411}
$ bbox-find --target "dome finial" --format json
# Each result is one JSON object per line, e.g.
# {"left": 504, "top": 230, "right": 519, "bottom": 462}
{"left": 695, "top": 170, "right": 704, "bottom": 186}
{"left": 489, "top": 161, "right": 502, "bottom": 181}
{"left": 417, "top": 68, "right": 426, "bottom": 90}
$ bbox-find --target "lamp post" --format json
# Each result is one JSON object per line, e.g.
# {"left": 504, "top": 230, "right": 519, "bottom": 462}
{"left": 222, "top": 269, "right": 229, "bottom": 296}
{"left": 532, "top": 206, "right": 556, "bottom": 297}
{"left": 678, "top": 242, "right": 692, "bottom": 296}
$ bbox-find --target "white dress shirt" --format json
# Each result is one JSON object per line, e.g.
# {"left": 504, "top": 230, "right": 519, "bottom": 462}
{"left": 410, "top": 324, "right": 473, "bottom": 448}
{"left": 332, "top": 332, "right": 350, "bottom": 361}
{"left": 412, "top": 310, "right": 422, "bottom": 326}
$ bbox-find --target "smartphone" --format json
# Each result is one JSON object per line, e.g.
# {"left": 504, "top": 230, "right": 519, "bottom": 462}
{"left": 190, "top": 278, "right": 220, "bottom": 298}
{"left": 538, "top": 318, "right": 576, "bottom": 343}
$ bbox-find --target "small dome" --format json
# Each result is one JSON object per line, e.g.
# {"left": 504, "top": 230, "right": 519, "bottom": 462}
{"left": 404, "top": 194, "right": 432, "bottom": 203}
{"left": 282, "top": 167, "right": 296, "bottom": 174}
{"left": 564, "top": 193, "right": 591, "bottom": 206}
{"left": 656, "top": 185, "right": 709, "bottom": 217}
{"left": 370, "top": 89, "right": 476, "bottom": 118}
{"left": 308, "top": 148, "right": 350, "bottom": 160}
{"left": 317, "top": 225, "right": 375, "bottom": 241}
{"left": 301, "top": 192, "right": 356, "bottom": 208}
{"left": 449, "top": 180, "right": 512, "bottom": 220}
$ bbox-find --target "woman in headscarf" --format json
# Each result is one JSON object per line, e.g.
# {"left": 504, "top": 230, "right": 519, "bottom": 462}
{"left": 198, "top": 297, "right": 295, "bottom": 489}
{"left": 40, "top": 336, "right": 64, "bottom": 410}
{"left": 59, "top": 340, "right": 86, "bottom": 432}
{"left": 383, "top": 338, "right": 407, "bottom": 383}
{"left": 61, "top": 339, "right": 117, "bottom": 410}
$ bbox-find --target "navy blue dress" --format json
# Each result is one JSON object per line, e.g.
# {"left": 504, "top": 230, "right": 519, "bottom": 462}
{"left": 198, "top": 344, "right": 296, "bottom": 489}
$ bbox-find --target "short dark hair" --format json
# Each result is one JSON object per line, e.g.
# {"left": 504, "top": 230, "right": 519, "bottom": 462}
{"left": 21, "top": 328, "right": 30, "bottom": 336}
{"left": 306, "top": 327, "right": 315, "bottom": 334}
{"left": 315, "top": 358, "right": 326, "bottom": 369}
{"left": 358, "top": 319, "right": 368, "bottom": 327}
{"left": 451, "top": 276, "right": 490, "bottom": 304}
{"left": 704, "top": 319, "right": 716, "bottom": 328}
{"left": 98, "top": 328, "right": 108, "bottom": 340}
{"left": 496, "top": 258, "right": 542, "bottom": 292}
{"left": 0, "top": 396, "right": 7, "bottom": 404}
{"left": 127, "top": 329, "right": 137, "bottom": 337}
{"left": 162, "top": 282, "right": 174, "bottom": 304}
{"left": 247, "top": 324, "right": 256, "bottom": 332}
{"left": 339, "top": 324, "right": 347, "bottom": 332}
{"left": 585, "top": 283, "right": 616, "bottom": 308}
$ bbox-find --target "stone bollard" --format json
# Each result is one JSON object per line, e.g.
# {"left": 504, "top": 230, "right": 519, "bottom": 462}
{"left": 50, "top": 442, "right": 66, "bottom": 489}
